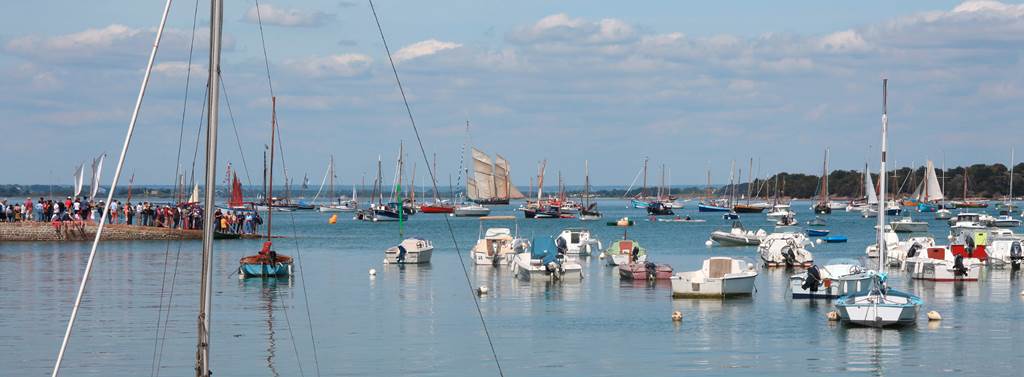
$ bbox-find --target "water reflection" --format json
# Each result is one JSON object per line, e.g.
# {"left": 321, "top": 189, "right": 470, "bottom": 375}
{"left": 239, "top": 278, "right": 291, "bottom": 377}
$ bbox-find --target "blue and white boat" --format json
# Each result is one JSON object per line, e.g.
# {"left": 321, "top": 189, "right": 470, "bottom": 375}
{"left": 806, "top": 229, "right": 830, "bottom": 237}
{"left": 698, "top": 203, "right": 731, "bottom": 212}
{"left": 822, "top": 235, "right": 847, "bottom": 243}
{"left": 630, "top": 198, "right": 649, "bottom": 209}
{"left": 510, "top": 237, "right": 583, "bottom": 281}
{"left": 238, "top": 242, "right": 293, "bottom": 278}
{"left": 835, "top": 79, "right": 922, "bottom": 328}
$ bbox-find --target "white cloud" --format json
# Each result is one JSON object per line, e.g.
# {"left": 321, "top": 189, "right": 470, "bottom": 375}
{"left": 818, "top": 30, "right": 869, "bottom": 52}
{"left": 393, "top": 39, "right": 463, "bottom": 63}
{"left": 509, "top": 13, "right": 636, "bottom": 45}
{"left": 243, "top": 4, "right": 332, "bottom": 27}
{"left": 285, "top": 54, "right": 373, "bottom": 77}
{"left": 6, "top": 24, "right": 141, "bottom": 55}
{"left": 152, "top": 61, "right": 205, "bottom": 78}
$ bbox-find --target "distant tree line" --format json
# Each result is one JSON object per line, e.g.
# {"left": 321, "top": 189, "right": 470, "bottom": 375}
{"left": 3, "top": 163, "right": 1020, "bottom": 200}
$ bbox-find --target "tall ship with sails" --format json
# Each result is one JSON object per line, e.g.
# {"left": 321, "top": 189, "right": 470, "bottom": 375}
{"left": 467, "top": 148, "right": 525, "bottom": 205}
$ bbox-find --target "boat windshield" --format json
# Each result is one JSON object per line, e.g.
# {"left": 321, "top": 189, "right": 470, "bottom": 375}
{"left": 824, "top": 258, "right": 861, "bottom": 267}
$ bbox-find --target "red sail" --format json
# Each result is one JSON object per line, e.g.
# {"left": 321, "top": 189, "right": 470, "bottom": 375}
{"left": 229, "top": 173, "right": 244, "bottom": 207}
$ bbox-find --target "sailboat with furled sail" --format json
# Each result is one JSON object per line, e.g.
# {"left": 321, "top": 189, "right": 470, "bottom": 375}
{"left": 579, "top": 160, "right": 602, "bottom": 220}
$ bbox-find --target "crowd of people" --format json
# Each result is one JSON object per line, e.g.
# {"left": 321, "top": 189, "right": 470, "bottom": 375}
{"left": 0, "top": 196, "right": 262, "bottom": 235}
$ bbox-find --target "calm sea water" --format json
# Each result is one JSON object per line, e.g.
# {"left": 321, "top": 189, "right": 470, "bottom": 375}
{"left": 2, "top": 199, "right": 1022, "bottom": 376}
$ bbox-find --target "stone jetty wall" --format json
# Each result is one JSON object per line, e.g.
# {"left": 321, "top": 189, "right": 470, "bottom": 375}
{"left": 0, "top": 222, "right": 202, "bottom": 242}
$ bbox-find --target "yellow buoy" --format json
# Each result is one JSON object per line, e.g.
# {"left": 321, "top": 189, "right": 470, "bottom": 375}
{"left": 671, "top": 311, "right": 683, "bottom": 322}
{"left": 927, "top": 311, "right": 942, "bottom": 321}
{"left": 328, "top": 214, "right": 338, "bottom": 224}
{"left": 826, "top": 310, "right": 840, "bottom": 321}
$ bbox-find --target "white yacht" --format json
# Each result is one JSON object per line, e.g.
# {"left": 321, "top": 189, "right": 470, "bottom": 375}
{"left": 904, "top": 246, "right": 983, "bottom": 281}
{"left": 383, "top": 237, "right": 433, "bottom": 264}
{"left": 510, "top": 237, "right": 583, "bottom": 281}
{"left": 554, "top": 228, "right": 602, "bottom": 259}
{"left": 470, "top": 219, "right": 529, "bottom": 265}
{"left": 670, "top": 257, "right": 757, "bottom": 298}
{"left": 790, "top": 259, "right": 873, "bottom": 299}
{"left": 889, "top": 216, "right": 928, "bottom": 233}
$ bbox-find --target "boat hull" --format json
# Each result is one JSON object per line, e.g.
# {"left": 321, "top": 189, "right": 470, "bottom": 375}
{"left": 617, "top": 262, "right": 673, "bottom": 280}
{"left": 671, "top": 275, "right": 755, "bottom": 298}
{"left": 709, "top": 231, "right": 763, "bottom": 246}
{"left": 698, "top": 204, "right": 731, "bottom": 212}
{"left": 790, "top": 274, "right": 872, "bottom": 299}
{"left": 836, "top": 299, "right": 919, "bottom": 328}
{"left": 891, "top": 222, "right": 928, "bottom": 233}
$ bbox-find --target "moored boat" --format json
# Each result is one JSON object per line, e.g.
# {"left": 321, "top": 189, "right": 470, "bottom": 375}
{"left": 555, "top": 228, "right": 602, "bottom": 258}
{"left": 470, "top": 216, "right": 529, "bottom": 265}
{"left": 383, "top": 237, "right": 433, "bottom": 264}
{"left": 510, "top": 236, "right": 583, "bottom": 281}
{"left": 757, "top": 232, "right": 814, "bottom": 267}
{"left": 670, "top": 257, "right": 757, "bottom": 298}
{"left": 453, "top": 204, "right": 491, "bottom": 217}
{"left": 904, "top": 246, "right": 982, "bottom": 281}
{"left": 618, "top": 261, "right": 674, "bottom": 280}
{"left": 709, "top": 221, "right": 766, "bottom": 246}
{"left": 790, "top": 260, "right": 872, "bottom": 299}
{"left": 603, "top": 239, "right": 647, "bottom": 266}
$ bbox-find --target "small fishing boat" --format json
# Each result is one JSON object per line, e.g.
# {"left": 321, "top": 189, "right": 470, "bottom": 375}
{"left": 618, "top": 261, "right": 674, "bottom": 280}
{"left": 453, "top": 204, "right": 491, "bottom": 217}
{"left": 722, "top": 211, "right": 739, "bottom": 220}
{"left": 555, "top": 228, "right": 602, "bottom": 258}
{"left": 470, "top": 217, "right": 529, "bottom": 265}
{"left": 807, "top": 216, "right": 827, "bottom": 226}
{"left": 992, "top": 215, "right": 1021, "bottom": 228}
{"left": 603, "top": 239, "right": 647, "bottom": 266}
{"left": 822, "top": 235, "right": 847, "bottom": 243}
{"left": 757, "top": 232, "right": 814, "bottom": 267}
{"left": 239, "top": 241, "right": 293, "bottom": 278}
{"left": 709, "top": 221, "right": 767, "bottom": 246}
{"left": 383, "top": 237, "right": 433, "bottom": 264}
{"left": 889, "top": 216, "right": 928, "bottom": 233}
{"left": 606, "top": 217, "right": 634, "bottom": 227}
{"left": 670, "top": 257, "right": 757, "bottom": 298}
{"left": 510, "top": 237, "right": 583, "bottom": 281}
{"left": 806, "top": 229, "right": 830, "bottom": 237}
{"left": 766, "top": 206, "right": 795, "bottom": 220}
{"left": 903, "top": 246, "right": 982, "bottom": 281}
{"left": 790, "top": 259, "right": 872, "bottom": 299}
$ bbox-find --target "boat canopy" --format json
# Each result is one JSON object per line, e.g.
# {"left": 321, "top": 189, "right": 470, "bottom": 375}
{"left": 531, "top": 237, "right": 559, "bottom": 265}
{"left": 485, "top": 228, "right": 512, "bottom": 238}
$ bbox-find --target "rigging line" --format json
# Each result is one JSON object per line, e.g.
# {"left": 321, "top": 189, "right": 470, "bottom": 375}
{"left": 219, "top": 75, "right": 255, "bottom": 187}
{"left": 151, "top": 0, "right": 202, "bottom": 375}
{"left": 51, "top": 1, "right": 174, "bottom": 376}
{"left": 253, "top": 0, "right": 276, "bottom": 97}
{"left": 275, "top": 282, "right": 307, "bottom": 377}
{"left": 367, "top": 1, "right": 504, "bottom": 376}
{"left": 189, "top": 85, "right": 210, "bottom": 192}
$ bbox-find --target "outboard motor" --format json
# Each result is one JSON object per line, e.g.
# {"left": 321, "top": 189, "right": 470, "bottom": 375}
{"left": 783, "top": 246, "right": 798, "bottom": 266}
{"left": 1010, "top": 241, "right": 1023, "bottom": 270}
{"left": 396, "top": 245, "right": 407, "bottom": 263}
{"left": 906, "top": 243, "right": 921, "bottom": 258}
{"left": 953, "top": 255, "right": 968, "bottom": 277}
{"left": 645, "top": 262, "right": 657, "bottom": 280}
{"left": 802, "top": 265, "right": 822, "bottom": 292}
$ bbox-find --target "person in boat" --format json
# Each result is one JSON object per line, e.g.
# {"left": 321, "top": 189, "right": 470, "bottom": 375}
{"left": 684, "top": 215, "right": 692, "bottom": 221}
{"left": 674, "top": 215, "right": 682, "bottom": 221}
{"left": 258, "top": 241, "right": 278, "bottom": 263}
{"left": 630, "top": 245, "right": 640, "bottom": 263}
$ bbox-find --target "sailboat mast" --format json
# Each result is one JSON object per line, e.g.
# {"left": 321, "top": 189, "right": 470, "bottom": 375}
{"left": 641, "top": 157, "right": 648, "bottom": 198}
{"left": 584, "top": 160, "right": 590, "bottom": 206}
{"left": 659, "top": 164, "right": 665, "bottom": 199}
{"left": 197, "top": 0, "right": 223, "bottom": 375}
{"left": 267, "top": 97, "right": 277, "bottom": 240}
{"left": 746, "top": 158, "right": 753, "bottom": 204}
{"left": 329, "top": 154, "right": 335, "bottom": 202}
{"left": 878, "top": 79, "right": 889, "bottom": 269}
{"left": 1010, "top": 147, "right": 1015, "bottom": 204}
{"left": 432, "top": 153, "right": 439, "bottom": 201}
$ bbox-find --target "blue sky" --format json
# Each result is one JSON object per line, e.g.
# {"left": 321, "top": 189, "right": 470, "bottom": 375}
{"left": 1, "top": 0, "right": 1021, "bottom": 186}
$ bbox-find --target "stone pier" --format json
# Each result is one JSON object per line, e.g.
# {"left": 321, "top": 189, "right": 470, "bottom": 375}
{"left": 0, "top": 222, "right": 202, "bottom": 242}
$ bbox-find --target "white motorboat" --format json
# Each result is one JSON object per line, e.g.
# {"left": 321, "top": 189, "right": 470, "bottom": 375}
{"left": 670, "top": 257, "right": 757, "bottom": 298}
{"left": 757, "top": 232, "right": 814, "bottom": 267}
{"left": 836, "top": 79, "right": 922, "bottom": 328}
{"left": 510, "top": 237, "right": 583, "bottom": 281}
{"left": 904, "top": 246, "right": 982, "bottom": 281}
{"left": 946, "top": 212, "right": 991, "bottom": 226}
{"left": 554, "top": 228, "right": 602, "bottom": 259}
{"left": 708, "top": 221, "right": 767, "bottom": 246}
{"left": 790, "top": 259, "right": 873, "bottom": 299}
{"left": 889, "top": 216, "right": 928, "bottom": 233}
{"left": 470, "top": 219, "right": 529, "bottom": 265}
{"left": 766, "top": 206, "right": 794, "bottom": 220}
{"left": 453, "top": 204, "right": 491, "bottom": 217}
{"left": 992, "top": 215, "right": 1021, "bottom": 228}
{"left": 318, "top": 199, "right": 357, "bottom": 212}
{"left": 935, "top": 208, "right": 953, "bottom": 220}
{"left": 383, "top": 237, "right": 433, "bottom": 264}
{"left": 603, "top": 239, "right": 646, "bottom": 266}
{"left": 987, "top": 239, "right": 1024, "bottom": 268}
{"left": 948, "top": 220, "right": 987, "bottom": 240}
{"left": 775, "top": 214, "right": 798, "bottom": 227}
{"left": 827, "top": 201, "right": 847, "bottom": 210}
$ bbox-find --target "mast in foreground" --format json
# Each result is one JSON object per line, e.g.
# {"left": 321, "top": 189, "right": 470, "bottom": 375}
{"left": 196, "top": 0, "right": 224, "bottom": 375}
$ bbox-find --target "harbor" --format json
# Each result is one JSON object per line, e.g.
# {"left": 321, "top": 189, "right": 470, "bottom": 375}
{"left": 4, "top": 200, "right": 1023, "bottom": 375}
{"left": 4, "top": 0, "right": 1024, "bottom": 376}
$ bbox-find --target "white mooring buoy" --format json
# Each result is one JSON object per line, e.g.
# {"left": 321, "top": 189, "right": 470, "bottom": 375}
{"left": 927, "top": 311, "right": 942, "bottom": 321}
{"left": 671, "top": 311, "right": 683, "bottom": 322}
{"left": 478, "top": 285, "right": 489, "bottom": 296}
{"left": 369, "top": 268, "right": 377, "bottom": 277}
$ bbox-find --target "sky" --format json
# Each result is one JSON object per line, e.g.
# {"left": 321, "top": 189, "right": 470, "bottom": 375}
{"left": 1, "top": 0, "right": 1022, "bottom": 187}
